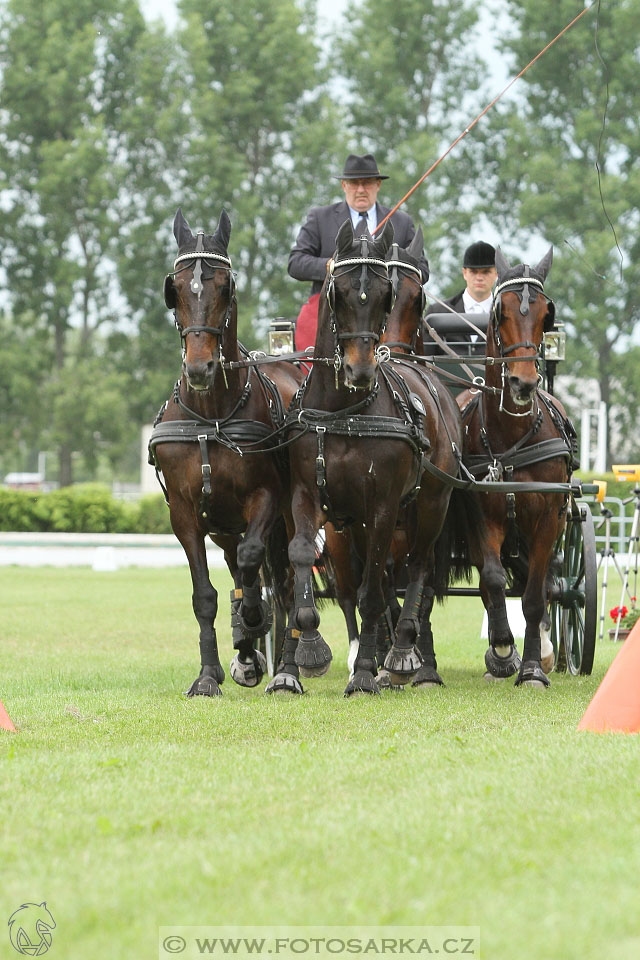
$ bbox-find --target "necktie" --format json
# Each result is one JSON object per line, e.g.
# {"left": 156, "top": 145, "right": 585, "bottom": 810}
{"left": 356, "top": 211, "right": 369, "bottom": 236}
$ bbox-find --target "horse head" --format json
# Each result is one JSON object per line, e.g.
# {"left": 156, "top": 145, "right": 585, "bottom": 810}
{"left": 383, "top": 228, "right": 426, "bottom": 353}
{"left": 492, "top": 246, "right": 555, "bottom": 407}
{"left": 164, "top": 208, "right": 235, "bottom": 392}
{"left": 328, "top": 217, "right": 394, "bottom": 390}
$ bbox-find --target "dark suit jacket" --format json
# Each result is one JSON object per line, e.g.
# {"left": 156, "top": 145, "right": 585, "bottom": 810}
{"left": 288, "top": 200, "right": 428, "bottom": 296}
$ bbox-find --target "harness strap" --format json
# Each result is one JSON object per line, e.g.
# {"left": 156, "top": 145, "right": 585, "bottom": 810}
{"left": 463, "top": 437, "right": 573, "bottom": 477}
{"left": 198, "top": 434, "right": 212, "bottom": 495}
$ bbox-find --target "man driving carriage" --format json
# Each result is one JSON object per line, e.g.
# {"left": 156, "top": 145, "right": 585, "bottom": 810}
{"left": 288, "top": 152, "right": 429, "bottom": 352}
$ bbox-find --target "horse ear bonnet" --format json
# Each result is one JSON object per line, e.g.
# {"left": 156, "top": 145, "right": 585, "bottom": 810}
{"left": 164, "top": 275, "right": 176, "bottom": 309}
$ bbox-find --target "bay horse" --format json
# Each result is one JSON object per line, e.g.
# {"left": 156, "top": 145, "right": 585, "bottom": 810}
{"left": 149, "top": 209, "right": 302, "bottom": 697}
{"left": 323, "top": 228, "right": 458, "bottom": 687}
{"left": 455, "top": 247, "right": 578, "bottom": 687}
{"left": 267, "top": 219, "right": 461, "bottom": 697}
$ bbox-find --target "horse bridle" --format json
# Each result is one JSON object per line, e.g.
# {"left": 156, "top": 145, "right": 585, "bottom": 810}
{"left": 325, "top": 238, "right": 391, "bottom": 383}
{"left": 490, "top": 267, "right": 556, "bottom": 416}
{"left": 164, "top": 230, "right": 237, "bottom": 349}
{"left": 384, "top": 244, "right": 425, "bottom": 352}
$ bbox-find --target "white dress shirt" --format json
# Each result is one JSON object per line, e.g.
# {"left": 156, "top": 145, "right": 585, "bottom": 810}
{"left": 462, "top": 289, "right": 493, "bottom": 314}
{"left": 462, "top": 290, "right": 492, "bottom": 342}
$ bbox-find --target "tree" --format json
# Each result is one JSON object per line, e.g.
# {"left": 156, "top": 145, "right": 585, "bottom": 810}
{"left": 482, "top": 0, "right": 640, "bottom": 463}
{"left": 0, "top": 0, "right": 179, "bottom": 483}
{"left": 173, "top": 0, "right": 348, "bottom": 342}
{"left": 334, "top": 0, "right": 491, "bottom": 285}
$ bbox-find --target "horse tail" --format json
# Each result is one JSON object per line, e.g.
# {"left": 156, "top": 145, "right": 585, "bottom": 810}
{"left": 432, "top": 487, "right": 485, "bottom": 599}
{"left": 262, "top": 515, "right": 290, "bottom": 612}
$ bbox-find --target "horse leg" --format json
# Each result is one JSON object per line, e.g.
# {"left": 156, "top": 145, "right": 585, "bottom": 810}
{"left": 515, "top": 517, "right": 558, "bottom": 688}
{"left": 412, "top": 584, "right": 445, "bottom": 688}
{"left": 287, "top": 490, "right": 333, "bottom": 679}
{"left": 345, "top": 519, "right": 396, "bottom": 697}
{"left": 384, "top": 573, "right": 425, "bottom": 684}
{"left": 384, "top": 503, "right": 440, "bottom": 685}
{"left": 228, "top": 501, "right": 278, "bottom": 688}
{"left": 326, "top": 525, "right": 361, "bottom": 675}
{"left": 174, "top": 524, "right": 224, "bottom": 698}
{"left": 265, "top": 612, "right": 305, "bottom": 695}
{"left": 479, "top": 528, "right": 522, "bottom": 680}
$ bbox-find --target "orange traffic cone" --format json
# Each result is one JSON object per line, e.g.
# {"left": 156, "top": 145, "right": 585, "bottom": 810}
{"left": 0, "top": 699, "right": 17, "bottom": 733}
{"left": 578, "top": 619, "right": 640, "bottom": 733}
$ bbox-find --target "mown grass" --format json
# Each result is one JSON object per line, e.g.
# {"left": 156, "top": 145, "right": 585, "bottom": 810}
{"left": 1, "top": 566, "right": 638, "bottom": 960}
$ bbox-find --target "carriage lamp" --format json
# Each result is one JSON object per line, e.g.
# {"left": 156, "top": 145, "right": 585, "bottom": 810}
{"left": 543, "top": 325, "right": 566, "bottom": 361}
{"left": 268, "top": 318, "right": 295, "bottom": 356}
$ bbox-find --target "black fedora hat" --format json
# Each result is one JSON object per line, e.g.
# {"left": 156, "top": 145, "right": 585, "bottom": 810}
{"left": 336, "top": 153, "right": 389, "bottom": 180}
{"left": 463, "top": 241, "right": 496, "bottom": 269}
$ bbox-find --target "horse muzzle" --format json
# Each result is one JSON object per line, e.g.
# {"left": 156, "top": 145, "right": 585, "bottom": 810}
{"left": 508, "top": 374, "right": 538, "bottom": 405}
{"left": 184, "top": 359, "right": 216, "bottom": 391}
{"left": 343, "top": 359, "right": 377, "bottom": 391}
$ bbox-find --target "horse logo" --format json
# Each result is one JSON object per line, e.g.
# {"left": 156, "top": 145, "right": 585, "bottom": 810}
{"left": 8, "top": 902, "right": 56, "bottom": 956}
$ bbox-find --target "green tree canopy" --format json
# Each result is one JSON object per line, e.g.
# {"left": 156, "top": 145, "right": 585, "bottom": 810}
{"left": 482, "top": 0, "right": 640, "bottom": 461}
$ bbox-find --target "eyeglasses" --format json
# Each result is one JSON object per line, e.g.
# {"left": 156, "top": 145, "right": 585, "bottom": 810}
{"left": 343, "top": 179, "right": 381, "bottom": 188}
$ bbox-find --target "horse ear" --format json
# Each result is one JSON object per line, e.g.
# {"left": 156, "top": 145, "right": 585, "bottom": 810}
{"left": 534, "top": 246, "right": 553, "bottom": 281}
{"left": 494, "top": 247, "right": 511, "bottom": 279}
{"left": 407, "top": 227, "right": 423, "bottom": 260}
{"left": 377, "top": 219, "right": 395, "bottom": 254}
{"left": 335, "top": 218, "right": 354, "bottom": 256}
{"left": 213, "top": 208, "right": 232, "bottom": 251}
{"left": 173, "top": 208, "right": 193, "bottom": 248}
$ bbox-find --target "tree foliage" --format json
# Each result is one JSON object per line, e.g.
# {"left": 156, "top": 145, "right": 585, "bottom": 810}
{"left": 482, "top": 0, "right": 640, "bottom": 461}
{"left": 0, "top": 0, "right": 637, "bottom": 484}
{"left": 335, "top": 0, "right": 490, "bottom": 283}
{"left": 173, "top": 0, "right": 347, "bottom": 340}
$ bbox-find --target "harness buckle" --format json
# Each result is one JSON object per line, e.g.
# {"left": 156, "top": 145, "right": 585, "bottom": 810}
{"left": 487, "top": 460, "right": 503, "bottom": 482}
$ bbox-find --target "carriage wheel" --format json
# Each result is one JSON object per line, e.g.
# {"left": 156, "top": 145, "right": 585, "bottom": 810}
{"left": 549, "top": 499, "right": 597, "bottom": 675}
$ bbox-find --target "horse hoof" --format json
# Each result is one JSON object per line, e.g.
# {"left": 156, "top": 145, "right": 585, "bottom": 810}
{"left": 185, "top": 675, "right": 223, "bottom": 697}
{"left": 515, "top": 660, "right": 550, "bottom": 688}
{"left": 265, "top": 673, "right": 304, "bottom": 695}
{"left": 295, "top": 631, "right": 332, "bottom": 678}
{"left": 230, "top": 650, "right": 267, "bottom": 688}
{"left": 412, "top": 664, "right": 444, "bottom": 688}
{"left": 483, "top": 671, "right": 510, "bottom": 683}
{"left": 484, "top": 644, "right": 521, "bottom": 679}
{"left": 344, "top": 670, "right": 380, "bottom": 697}
{"left": 375, "top": 669, "right": 404, "bottom": 691}
{"left": 383, "top": 644, "right": 423, "bottom": 681}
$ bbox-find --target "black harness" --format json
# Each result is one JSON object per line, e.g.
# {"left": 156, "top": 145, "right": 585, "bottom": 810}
{"left": 284, "top": 369, "right": 435, "bottom": 529}
{"left": 149, "top": 239, "right": 286, "bottom": 510}
{"left": 459, "top": 391, "right": 576, "bottom": 481}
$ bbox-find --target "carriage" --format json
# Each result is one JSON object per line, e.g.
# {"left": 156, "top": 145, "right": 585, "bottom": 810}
{"left": 149, "top": 209, "right": 602, "bottom": 697}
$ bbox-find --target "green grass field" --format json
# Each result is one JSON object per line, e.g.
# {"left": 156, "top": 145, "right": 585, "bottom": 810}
{"left": 1, "top": 565, "right": 639, "bottom": 960}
